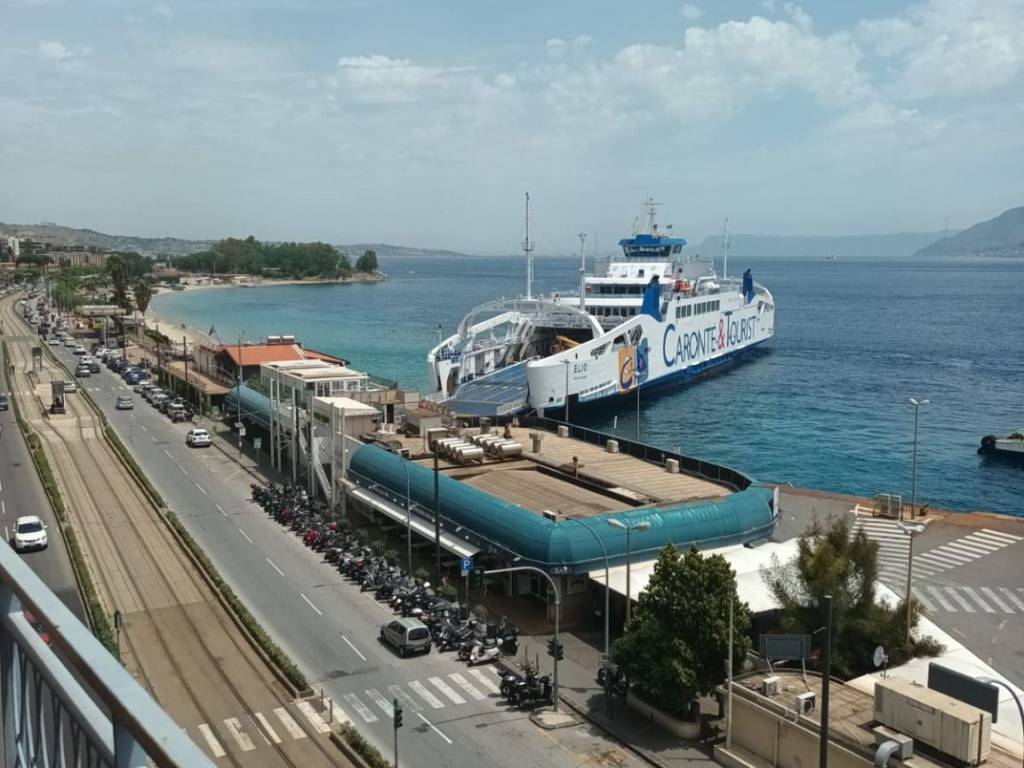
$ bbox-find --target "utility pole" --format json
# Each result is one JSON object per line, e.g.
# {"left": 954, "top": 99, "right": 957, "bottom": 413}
{"left": 182, "top": 334, "right": 188, "bottom": 406}
{"left": 819, "top": 594, "right": 833, "bottom": 768}
{"left": 237, "top": 332, "right": 244, "bottom": 458}
{"left": 909, "top": 398, "right": 928, "bottom": 520}
{"left": 433, "top": 444, "right": 441, "bottom": 583}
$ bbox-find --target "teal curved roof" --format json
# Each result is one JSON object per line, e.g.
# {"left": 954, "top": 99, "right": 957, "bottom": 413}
{"left": 348, "top": 443, "right": 775, "bottom": 572}
{"left": 225, "top": 385, "right": 271, "bottom": 429}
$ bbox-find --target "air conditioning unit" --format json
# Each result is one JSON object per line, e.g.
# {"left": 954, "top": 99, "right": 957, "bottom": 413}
{"left": 796, "top": 692, "right": 816, "bottom": 714}
{"left": 542, "top": 509, "right": 559, "bottom": 522}
{"left": 761, "top": 676, "right": 781, "bottom": 697}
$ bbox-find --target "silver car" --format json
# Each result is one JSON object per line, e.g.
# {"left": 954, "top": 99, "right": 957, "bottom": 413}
{"left": 380, "top": 617, "right": 431, "bottom": 658}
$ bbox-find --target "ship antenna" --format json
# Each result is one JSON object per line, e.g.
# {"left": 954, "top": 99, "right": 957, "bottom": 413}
{"left": 578, "top": 232, "right": 587, "bottom": 311}
{"left": 722, "top": 216, "right": 729, "bottom": 280}
{"left": 523, "top": 192, "right": 534, "bottom": 300}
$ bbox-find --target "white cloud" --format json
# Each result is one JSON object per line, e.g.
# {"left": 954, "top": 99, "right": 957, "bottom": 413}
{"left": 858, "top": 0, "right": 1024, "bottom": 97}
{"left": 331, "top": 54, "right": 479, "bottom": 105}
{"left": 680, "top": 4, "right": 703, "bottom": 21}
{"left": 37, "top": 40, "right": 72, "bottom": 60}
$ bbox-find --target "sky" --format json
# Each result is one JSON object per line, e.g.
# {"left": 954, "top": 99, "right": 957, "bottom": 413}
{"left": 1, "top": 0, "right": 1022, "bottom": 254}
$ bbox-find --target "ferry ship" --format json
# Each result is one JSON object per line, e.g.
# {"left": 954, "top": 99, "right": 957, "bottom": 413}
{"left": 427, "top": 197, "right": 775, "bottom": 416}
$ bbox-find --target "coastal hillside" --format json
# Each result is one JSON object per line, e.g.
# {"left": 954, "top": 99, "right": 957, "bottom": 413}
{"left": 0, "top": 222, "right": 211, "bottom": 257}
{"left": 912, "top": 206, "right": 1024, "bottom": 257}
{"left": 338, "top": 243, "right": 473, "bottom": 259}
{"left": 695, "top": 231, "right": 949, "bottom": 260}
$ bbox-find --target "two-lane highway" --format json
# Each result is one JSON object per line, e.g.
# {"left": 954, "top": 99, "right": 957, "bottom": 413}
{"left": 63, "top": 342, "right": 645, "bottom": 768}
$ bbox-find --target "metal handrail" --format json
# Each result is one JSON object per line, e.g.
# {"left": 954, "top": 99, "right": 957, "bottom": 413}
{"left": 0, "top": 534, "right": 214, "bottom": 767}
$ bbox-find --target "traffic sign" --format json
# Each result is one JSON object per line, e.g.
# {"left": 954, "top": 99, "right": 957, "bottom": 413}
{"left": 253, "top": 437, "right": 262, "bottom": 451}
{"left": 460, "top": 558, "right": 473, "bottom": 576}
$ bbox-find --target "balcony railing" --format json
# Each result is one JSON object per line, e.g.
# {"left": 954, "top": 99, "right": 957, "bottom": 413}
{"left": 0, "top": 538, "right": 214, "bottom": 767}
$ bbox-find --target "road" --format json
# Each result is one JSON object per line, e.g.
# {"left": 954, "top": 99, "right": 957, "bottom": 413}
{"left": 0, "top": 335, "right": 85, "bottom": 622}
{"left": 52, "top": 334, "right": 647, "bottom": 768}
{"left": 3, "top": 297, "right": 345, "bottom": 768}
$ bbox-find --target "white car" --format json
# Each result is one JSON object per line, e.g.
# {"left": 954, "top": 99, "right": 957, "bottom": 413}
{"left": 186, "top": 428, "right": 211, "bottom": 448}
{"left": 48, "top": 338, "right": 60, "bottom": 346}
{"left": 72, "top": 346, "right": 86, "bottom": 355}
{"left": 13, "top": 516, "right": 48, "bottom": 551}
{"left": 62, "top": 380, "right": 78, "bottom": 393}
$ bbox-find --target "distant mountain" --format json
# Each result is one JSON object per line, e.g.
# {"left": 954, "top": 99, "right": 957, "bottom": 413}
{"left": 695, "top": 231, "right": 950, "bottom": 260}
{"left": 0, "top": 222, "right": 211, "bottom": 257}
{"left": 336, "top": 243, "right": 473, "bottom": 259}
{"left": 912, "top": 207, "right": 1024, "bottom": 258}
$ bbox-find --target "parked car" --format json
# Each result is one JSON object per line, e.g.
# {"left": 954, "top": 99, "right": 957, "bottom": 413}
{"left": 150, "top": 394, "right": 170, "bottom": 409}
{"left": 13, "top": 516, "right": 48, "bottom": 552}
{"left": 62, "top": 380, "right": 78, "bottom": 393}
{"left": 72, "top": 346, "right": 86, "bottom": 355}
{"left": 48, "top": 337, "right": 61, "bottom": 346}
{"left": 134, "top": 382, "right": 155, "bottom": 395}
{"left": 185, "top": 428, "right": 211, "bottom": 448}
{"left": 115, "top": 396, "right": 134, "bottom": 410}
{"left": 0, "top": 394, "right": 7, "bottom": 411}
{"left": 380, "top": 617, "right": 432, "bottom": 657}
{"left": 88, "top": 361, "right": 101, "bottom": 373}
{"left": 74, "top": 366, "right": 91, "bottom": 378}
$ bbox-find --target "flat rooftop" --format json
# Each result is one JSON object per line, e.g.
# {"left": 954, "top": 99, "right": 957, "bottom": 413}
{"left": 384, "top": 424, "right": 731, "bottom": 519}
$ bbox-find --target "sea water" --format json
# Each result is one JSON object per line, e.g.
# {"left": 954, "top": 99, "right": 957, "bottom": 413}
{"left": 151, "top": 255, "right": 1023, "bottom": 517}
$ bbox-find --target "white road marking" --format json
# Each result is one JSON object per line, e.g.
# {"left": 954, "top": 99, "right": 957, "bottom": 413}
{"left": 983, "top": 528, "right": 1023, "bottom": 542}
{"left": 913, "top": 589, "right": 936, "bottom": 612}
{"left": 266, "top": 558, "right": 284, "bottom": 576}
{"left": 152, "top": 435, "right": 158, "bottom": 443}
{"left": 197, "top": 724, "right": 226, "bottom": 758}
{"left": 223, "top": 717, "right": 255, "bottom": 751}
{"left": 971, "top": 531, "right": 1014, "bottom": 545}
{"left": 238, "top": 528, "right": 253, "bottom": 544}
{"left": 388, "top": 685, "right": 421, "bottom": 712}
{"left": 959, "top": 536, "right": 1002, "bottom": 552}
{"left": 342, "top": 635, "right": 366, "bottom": 661}
{"left": 300, "top": 593, "right": 322, "bottom": 615}
{"left": 4, "top": 526, "right": 8, "bottom": 541}
{"left": 468, "top": 668, "right": 501, "bottom": 694}
{"left": 273, "top": 707, "right": 307, "bottom": 739}
{"left": 342, "top": 693, "right": 378, "bottom": 723}
{"left": 428, "top": 676, "right": 465, "bottom": 705}
{"left": 215, "top": 504, "right": 227, "bottom": 517}
{"left": 962, "top": 586, "right": 995, "bottom": 613}
{"left": 162, "top": 448, "right": 173, "bottom": 459}
{"left": 178, "top": 464, "right": 189, "bottom": 477}
{"left": 416, "top": 712, "right": 452, "bottom": 744}
{"left": 253, "top": 712, "right": 281, "bottom": 744}
{"left": 247, "top": 715, "right": 270, "bottom": 745}
{"left": 945, "top": 588, "right": 975, "bottom": 612}
{"left": 981, "top": 587, "right": 1014, "bottom": 613}
{"left": 1, "top": 500, "right": 5, "bottom": 516}
{"left": 295, "top": 700, "right": 333, "bottom": 733}
{"left": 408, "top": 680, "right": 444, "bottom": 709}
{"left": 448, "top": 672, "right": 486, "bottom": 700}
{"left": 365, "top": 688, "right": 394, "bottom": 717}
{"left": 194, "top": 482, "right": 207, "bottom": 495}
{"left": 943, "top": 541, "right": 989, "bottom": 558}
{"left": 917, "top": 550, "right": 968, "bottom": 566}
{"left": 1000, "top": 588, "right": 1024, "bottom": 612}
{"left": 927, "top": 586, "right": 956, "bottom": 611}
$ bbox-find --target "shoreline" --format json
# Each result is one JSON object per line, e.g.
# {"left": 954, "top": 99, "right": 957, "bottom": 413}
{"left": 158, "top": 271, "right": 386, "bottom": 295}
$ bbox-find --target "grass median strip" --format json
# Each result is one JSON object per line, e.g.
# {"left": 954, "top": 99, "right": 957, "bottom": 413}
{"left": 337, "top": 723, "right": 391, "bottom": 768}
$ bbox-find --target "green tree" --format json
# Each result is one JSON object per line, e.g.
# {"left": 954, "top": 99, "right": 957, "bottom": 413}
{"left": 761, "top": 515, "right": 942, "bottom": 679}
{"left": 133, "top": 280, "right": 153, "bottom": 316}
{"left": 105, "top": 253, "right": 132, "bottom": 313}
{"left": 355, "top": 249, "right": 378, "bottom": 272}
{"left": 611, "top": 544, "right": 749, "bottom": 714}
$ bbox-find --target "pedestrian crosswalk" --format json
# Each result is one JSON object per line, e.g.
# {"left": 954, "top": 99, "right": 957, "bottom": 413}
{"left": 335, "top": 668, "right": 503, "bottom": 727}
{"left": 852, "top": 518, "right": 1022, "bottom": 584}
{"left": 913, "top": 585, "right": 1024, "bottom": 615}
{"left": 193, "top": 700, "right": 330, "bottom": 758}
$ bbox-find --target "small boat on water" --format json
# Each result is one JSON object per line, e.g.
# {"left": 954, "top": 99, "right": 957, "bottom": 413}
{"left": 978, "top": 429, "right": 1024, "bottom": 458}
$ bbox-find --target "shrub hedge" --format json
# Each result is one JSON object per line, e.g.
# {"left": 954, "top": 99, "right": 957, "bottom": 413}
{"left": 338, "top": 723, "right": 391, "bottom": 768}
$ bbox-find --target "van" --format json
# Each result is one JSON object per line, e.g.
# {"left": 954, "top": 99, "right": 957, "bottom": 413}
{"left": 380, "top": 617, "right": 431, "bottom": 658}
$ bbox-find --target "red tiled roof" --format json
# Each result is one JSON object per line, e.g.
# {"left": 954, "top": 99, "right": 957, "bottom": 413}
{"left": 220, "top": 344, "right": 348, "bottom": 368}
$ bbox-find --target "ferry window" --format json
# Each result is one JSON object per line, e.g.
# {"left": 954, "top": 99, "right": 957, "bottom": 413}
{"left": 612, "top": 334, "right": 626, "bottom": 349}
{"left": 638, "top": 269, "right": 645, "bottom": 278}
{"left": 673, "top": 245, "right": 682, "bottom": 254}
{"left": 715, "top": 300, "right": 720, "bottom": 311}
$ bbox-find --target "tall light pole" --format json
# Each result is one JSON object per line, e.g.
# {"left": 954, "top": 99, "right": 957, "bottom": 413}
{"left": 562, "top": 359, "right": 571, "bottom": 424}
{"left": 899, "top": 522, "right": 924, "bottom": 649}
{"left": 819, "top": 594, "right": 833, "bottom": 768}
{"left": 976, "top": 677, "right": 1024, "bottom": 768}
{"left": 607, "top": 518, "right": 650, "bottom": 630}
{"left": 908, "top": 398, "right": 929, "bottom": 520}
{"left": 578, "top": 232, "right": 587, "bottom": 312}
{"left": 399, "top": 457, "right": 413, "bottom": 575}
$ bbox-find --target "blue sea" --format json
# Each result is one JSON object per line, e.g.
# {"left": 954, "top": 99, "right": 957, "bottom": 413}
{"left": 151, "top": 255, "right": 1023, "bottom": 517}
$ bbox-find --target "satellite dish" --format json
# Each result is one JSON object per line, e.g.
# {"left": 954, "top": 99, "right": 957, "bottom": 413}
{"left": 873, "top": 646, "right": 888, "bottom": 670}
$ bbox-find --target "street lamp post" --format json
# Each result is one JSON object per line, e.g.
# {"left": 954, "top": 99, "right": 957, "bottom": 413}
{"left": 562, "top": 359, "right": 571, "bottom": 424}
{"left": 819, "top": 594, "right": 833, "bottom": 768}
{"left": 976, "top": 677, "right": 1024, "bottom": 768}
{"left": 607, "top": 518, "right": 650, "bottom": 630}
{"left": 577, "top": 518, "right": 610, "bottom": 656}
{"left": 899, "top": 522, "right": 925, "bottom": 649}
{"left": 399, "top": 457, "right": 413, "bottom": 575}
{"left": 909, "top": 398, "right": 929, "bottom": 520}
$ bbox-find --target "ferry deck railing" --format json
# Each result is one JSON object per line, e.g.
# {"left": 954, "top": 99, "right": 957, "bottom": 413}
{"left": 0, "top": 536, "right": 214, "bottom": 768}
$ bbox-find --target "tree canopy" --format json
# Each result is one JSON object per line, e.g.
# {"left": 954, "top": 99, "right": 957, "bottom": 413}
{"left": 611, "top": 544, "right": 749, "bottom": 714}
{"left": 172, "top": 237, "right": 377, "bottom": 279}
{"left": 105, "top": 253, "right": 132, "bottom": 313}
{"left": 133, "top": 280, "right": 153, "bottom": 316}
{"left": 761, "top": 515, "right": 942, "bottom": 679}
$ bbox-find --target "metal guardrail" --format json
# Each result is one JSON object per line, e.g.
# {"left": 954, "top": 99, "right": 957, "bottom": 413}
{"left": 0, "top": 537, "right": 214, "bottom": 767}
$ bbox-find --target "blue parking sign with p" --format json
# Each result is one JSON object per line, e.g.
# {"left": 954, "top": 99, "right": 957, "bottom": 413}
{"left": 460, "top": 558, "right": 473, "bottom": 576}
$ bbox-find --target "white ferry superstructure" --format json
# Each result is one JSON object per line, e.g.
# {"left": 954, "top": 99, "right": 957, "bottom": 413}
{"left": 427, "top": 197, "right": 775, "bottom": 416}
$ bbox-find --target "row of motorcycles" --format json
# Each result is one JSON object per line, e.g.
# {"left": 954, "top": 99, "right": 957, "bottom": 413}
{"left": 251, "top": 482, "right": 553, "bottom": 706}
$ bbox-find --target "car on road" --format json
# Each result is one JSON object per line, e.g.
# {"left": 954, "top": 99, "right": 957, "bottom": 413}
{"left": 380, "top": 617, "right": 432, "bottom": 657}
{"left": 0, "top": 394, "right": 7, "bottom": 411}
{"left": 74, "top": 366, "right": 91, "bottom": 378}
{"left": 48, "top": 337, "right": 61, "bottom": 346}
{"left": 115, "top": 396, "right": 134, "bottom": 410}
{"left": 88, "top": 361, "right": 101, "bottom": 373}
{"left": 62, "top": 380, "right": 77, "bottom": 393}
{"left": 72, "top": 345, "right": 86, "bottom": 355}
{"left": 135, "top": 382, "right": 155, "bottom": 395}
{"left": 150, "top": 394, "right": 169, "bottom": 409}
{"left": 186, "top": 428, "right": 211, "bottom": 448}
{"left": 13, "top": 516, "right": 48, "bottom": 552}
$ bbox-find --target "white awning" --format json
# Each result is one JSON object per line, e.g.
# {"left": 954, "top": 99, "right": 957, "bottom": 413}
{"left": 588, "top": 539, "right": 800, "bottom": 614}
{"left": 347, "top": 484, "right": 480, "bottom": 560}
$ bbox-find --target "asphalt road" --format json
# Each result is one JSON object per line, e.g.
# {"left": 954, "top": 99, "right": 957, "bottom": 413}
{"left": 0, "top": 336, "right": 85, "bottom": 622}
{"left": 55, "top": 343, "right": 645, "bottom": 768}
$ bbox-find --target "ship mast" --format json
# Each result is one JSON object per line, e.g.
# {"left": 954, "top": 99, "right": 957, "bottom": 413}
{"left": 522, "top": 192, "right": 535, "bottom": 300}
{"left": 578, "top": 232, "right": 587, "bottom": 311}
{"left": 722, "top": 217, "right": 729, "bottom": 279}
